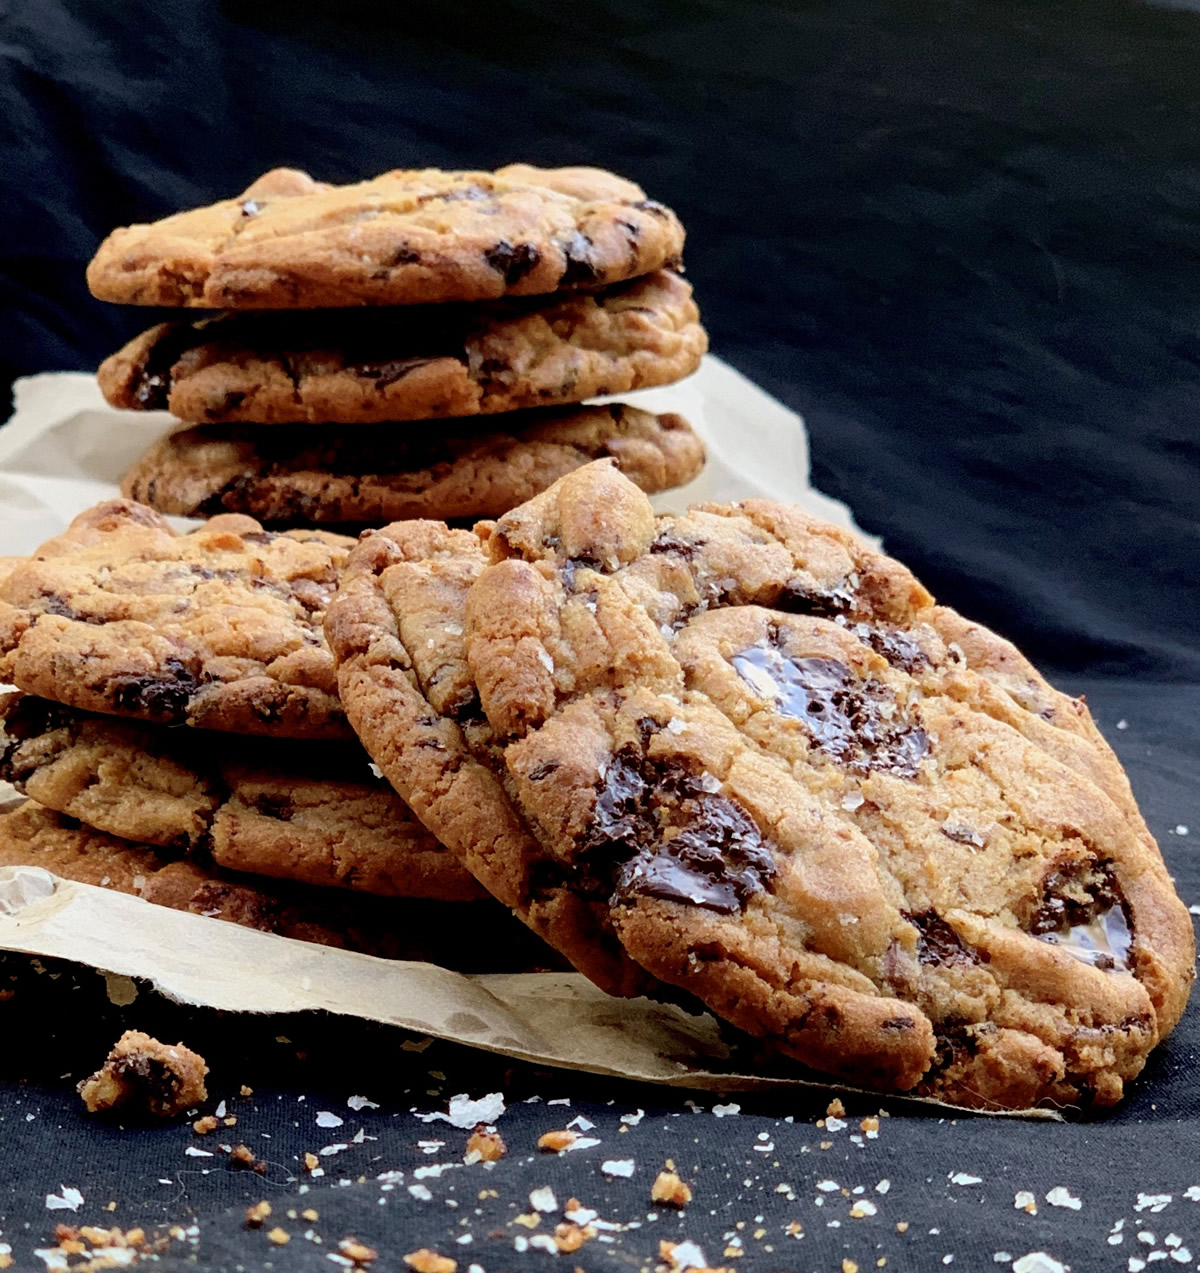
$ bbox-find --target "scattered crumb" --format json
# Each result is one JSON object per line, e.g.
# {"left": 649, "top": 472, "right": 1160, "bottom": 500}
{"left": 651, "top": 1170, "right": 693, "bottom": 1208}
{"left": 826, "top": 1098, "right": 846, "bottom": 1118}
{"left": 464, "top": 1127, "right": 506, "bottom": 1164}
{"left": 513, "top": 1212, "right": 541, "bottom": 1229}
{"left": 266, "top": 1227, "right": 290, "bottom": 1245}
{"left": 228, "top": 1143, "right": 267, "bottom": 1173}
{"left": 339, "top": 1237, "right": 379, "bottom": 1263}
{"left": 302, "top": 1209, "right": 319, "bottom": 1222}
{"left": 192, "top": 1115, "right": 218, "bottom": 1136}
{"left": 304, "top": 1152, "right": 320, "bottom": 1172}
{"left": 245, "top": 1201, "right": 271, "bottom": 1227}
{"left": 897, "top": 1221, "right": 910, "bottom": 1233}
{"left": 538, "top": 1129, "right": 577, "bottom": 1153}
{"left": 403, "top": 1250, "right": 456, "bottom": 1273}
{"left": 860, "top": 1116, "right": 880, "bottom": 1136}
{"left": 843, "top": 1261, "right": 859, "bottom": 1273}
{"left": 554, "top": 1222, "right": 593, "bottom": 1253}
{"left": 239, "top": 1084, "right": 254, "bottom": 1097}
{"left": 79, "top": 1031, "right": 207, "bottom": 1119}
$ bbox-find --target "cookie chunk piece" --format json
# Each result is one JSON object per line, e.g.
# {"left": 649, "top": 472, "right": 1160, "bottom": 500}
{"left": 328, "top": 460, "right": 1193, "bottom": 1108}
{"left": 98, "top": 272, "right": 705, "bottom": 425}
{"left": 0, "top": 800, "right": 556, "bottom": 968}
{"left": 86, "top": 164, "right": 685, "bottom": 309}
{"left": 79, "top": 1030, "right": 208, "bottom": 1118}
{"left": 0, "top": 693, "right": 484, "bottom": 901}
{"left": 119, "top": 405, "right": 704, "bottom": 527}
{"left": 0, "top": 500, "right": 353, "bottom": 739}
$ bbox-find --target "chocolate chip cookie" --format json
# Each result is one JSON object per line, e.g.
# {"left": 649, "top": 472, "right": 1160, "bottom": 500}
{"left": 0, "top": 500, "right": 353, "bottom": 739}
{"left": 98, "top": 271, "right": 705, "bottom": 424}
{"left": 0, "top": 693, "right": 484, "bottom": 901}
{"left": 326, "top": 460, "right": 1194, "bottom": 1108}
{"left": 86, "top": 164, "right": 685, "bottom": 309}
{"left": 119, "top": 404, "right": 704, "bottom": 526}
{"left": 0, "top": 799, "right": 551, "bottom": 968}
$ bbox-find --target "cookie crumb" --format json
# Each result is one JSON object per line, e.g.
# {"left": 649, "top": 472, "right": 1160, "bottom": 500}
{"left": 192, "top": 1115, "right": 218, "bottom": 1135}
{"left": 403, "top": 1250, "right": 456, "bottom": 1273}
{"left": 229, "top": 1143, "right": 266, "bottom": 1173}
{"left": 266, "top": 1227, "right": 290, "bottom": 1245}
{"left": 304, "top": 1151, "right": 319, "bottom": 1171}
{"left": 245, "top": 1201, "right": 271, "bottom": 1227}
{"left": 240, "top": 1084, "right": 254, "bottom": 1097}
{"left": 340, "top": 1237, "right": 379, "bottom": 1263}
{"left": 79, "top": 1030, "right": 207, "bottom": 1118}
{"left": 538, "top": 1129, "right": 577, "bottom": 1153}
{"left": 651, "top": 1170, "right": 693, "bottom": 1208}
{"left": 464, "top": 1127, "right": 506, "bottom": 1164}
{"left": 826, "top": 1098, "right": 846, "bottom": 1118}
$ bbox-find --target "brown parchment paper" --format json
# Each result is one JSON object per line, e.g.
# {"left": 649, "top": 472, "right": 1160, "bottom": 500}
{"left": 0, "top": 363, "right": 1056, "bottom": 1115}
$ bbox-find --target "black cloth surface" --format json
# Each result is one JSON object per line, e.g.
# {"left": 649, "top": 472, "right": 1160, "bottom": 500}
{"left": 0, "top": 2, "right": 1198, "bottom": 1270}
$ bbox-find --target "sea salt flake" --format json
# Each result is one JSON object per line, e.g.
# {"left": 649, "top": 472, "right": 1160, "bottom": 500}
{"left": 1170, "top": 1249, "right": 1191, "bottom": 1263}
{"left": 620, "top": 1110, "right": 645, "bottom": 1125}
{"left": 994, "top": 1257, "right": 1011, "bottom": 1265}
{"left": 1130, "top": 1260, "right": 1147, "bottom": 1272}
{"left": 529, "top": 1235, "right": 558, "bottom": 1253}
{"left": 876, "top": 1180, "right": 891, "bottom": 1194}
{"left": 1185, "top": 1186, "right": 1200, "bottom": 1201}
{"left": 1045, "top": 1186, "right": 1081, "bottom": 1210}
{"left": 949, "top": 1172, "right": 982, "bottom": 1186}
{"left": 184, "top": 1148, "right": 213, "bottom": 1158}
{"left": 825, "top": 1115, "right": 847, "bottom": 1129}
{"left": 408, "top": 1184, "right": 433, "bottom": 1201}
{"left": 45, "top": 1186, "right": 84, "bottom": 1211}
{"left": 662, "top": 1240, "right": 711, "bottom": 1271}
{"left": 529, "top": 1186, "right": 557, "bottom": 1212}
{"left": 817, "top": 1181, "right": 840, "bottom": 1192}
{"left": 564, "top": 1137, "right": 601, "bottom": 1152}
{"left": 712, "top": 1103, "right": 740, "bottom": 1117}
{"left": 1012, "top": 1255, "right": 1068, "bottom": 1273}
{"left": 347, "top": 1095, "right": 379, "bottom": 1111}
{"left": 316, "top": 1111, "right": 344, "bottom": 1128}
{"left": 1136, "top": 1194, "right": 1173, "bottom": 1213}
{"left": 567, "top": 1115, "right": 595, "bottom": 1130}
{"left": 416, "top": 1093, "right": 506, "bottom": 1129}
{"left": 601, "top": 1159, "right": 635, "bottom": 1177}
{"left": 850, "top": 1200, "right": 877, "bottom": 1218}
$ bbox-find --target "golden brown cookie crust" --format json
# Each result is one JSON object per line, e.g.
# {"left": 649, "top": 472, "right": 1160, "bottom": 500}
{"left": 97, "top": 272, "right": 705, "bottom": 425}
{"left": 328, "top": 460, "right": 1194, "bottom": 1109}
{"left": 0, "top": 693, "right": 485, "bottom": 901}
{"left": 0, "top": 500, "right": 354, "bottom": 739}
{"left": 119, "top": 404, "right": 705, "bottom": 526}
{"left": 86, "top": 164, "right": 685, "bottom": 309}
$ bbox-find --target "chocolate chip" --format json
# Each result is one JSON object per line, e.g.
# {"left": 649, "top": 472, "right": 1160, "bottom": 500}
{"left": 386, "top": 244, "right": 421, "bottom": 266}
{"left": 37, "top": 593, "right": 79, "bottom": 621}
{"left": 631, "top": 199, "right": 670, "bottom": 218}
{"left": 109, "top": 657, "right": 200, "bottom": 723}
{"left": 906, "top": 909, "right": 979, "bottom": 967}
{"left": 205, "top": 390, "right": 246, "bottom": 419}
{"left": 849, "top": 623, "right": 930, "bottom": 674}
{"left": 484, "top": 240, "right": 541, "bottom": 284}
{"left": 358, "top": 357, "right": 439, "bottom": 388}
{"left": 1028, "top": 861, "right": 1132, "bottom": 971}
{"left": 649, "top": 533, "right": 701, "bottom": 561}
{"left": 731, "top": 644, "right": 930, "bottom": 778}
{"left": 776, "top": 578, "right": 857, "bottom": 618}
{"left": 580, "top": 745, "right": 776, "bottom": 915}
{"left": 250, "top": 793, "right": 295, "bottom": 820}
{"left": 560, "top": 232, "right": 599, "bottom": 285}
{"left": 527, "top": 761, "right": 560, "bottom": 781}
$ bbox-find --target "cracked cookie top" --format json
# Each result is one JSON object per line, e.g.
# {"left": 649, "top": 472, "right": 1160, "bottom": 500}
{"left": 0, "top": 500, "right": 354, "bottom": 739}
{"left": 86, "top": 165, "right": 686, "bottom": 309}
{"left": 326, "top": 460, "right": 1193, "bottom": 1109}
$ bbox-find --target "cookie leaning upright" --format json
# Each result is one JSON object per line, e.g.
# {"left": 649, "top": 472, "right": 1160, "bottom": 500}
{"left": 86, "top": 164, "right": 686, "bottom": 309}
{"left": 329, "top": 460, "right": 1195, "bottom": 1109}
{"left": 0, "top": 500, "right": 353, "bottom": 739}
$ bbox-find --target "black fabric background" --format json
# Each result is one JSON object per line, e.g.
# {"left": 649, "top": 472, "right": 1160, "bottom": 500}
{"left": 0, "top": 2, "right": 1198, "bottom": 1269}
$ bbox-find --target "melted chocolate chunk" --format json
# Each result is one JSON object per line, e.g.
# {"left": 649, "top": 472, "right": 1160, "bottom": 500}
{"left": 906, "top": 910, "right": 979, "bottom": 967}
{"left": 358, "top": 357, "right": 439, "bottom": 388}
{"left": 649, "top": 532, "right": 701, "bottom": 560}
{"left": 776, "top": 577, "right": 858, "bottom": 617}
{"left": 484, "top": 240, "right": 541, "bottom": 284}
{"left": 1029, "top": 861, "right": 1132, "bottom": 971}
{"left": 847, "top": 622, "right": 930, "bottom": 674}
{"left": 386, "top": 244, "right": 421, "bottom": 266}
{"left": 109, "top": 658, "right": 200, "bottom": 722}
{"left": 732, "top": 645, "right": 929, "bottom": 778}
{"left": 631, "top": 199, "right": 670, "bottom": 218}
{"left": 580, "top": 745, "right": 776, "bottom": 915}
{"left": 249, "top": 793, "right": 295, "bottom": 821}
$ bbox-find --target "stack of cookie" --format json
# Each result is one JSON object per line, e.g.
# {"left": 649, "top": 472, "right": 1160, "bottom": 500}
{"left": 86, "top": 164, "right": 708, "bottom": 529}
{"left": 0, "top": 503, "right": 552, "bottom": 970}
